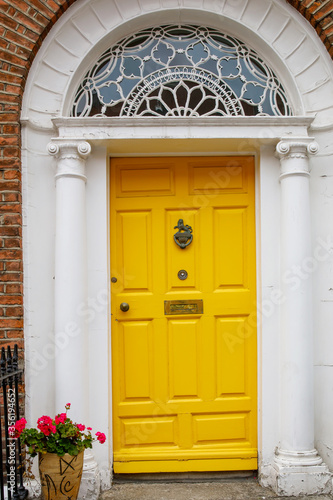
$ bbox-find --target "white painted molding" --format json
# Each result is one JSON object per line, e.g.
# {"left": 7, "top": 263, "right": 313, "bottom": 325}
{"left": 48, "top": 116, "right": 316, "bottom": 144}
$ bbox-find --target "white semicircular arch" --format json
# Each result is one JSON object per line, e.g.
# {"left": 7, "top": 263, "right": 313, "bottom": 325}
{"left": 21, "top": 0, "right": 333, "bottom": 129}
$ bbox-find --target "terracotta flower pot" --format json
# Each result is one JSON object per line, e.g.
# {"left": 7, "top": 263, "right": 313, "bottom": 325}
{"left": 38, "top": 451, "right": 84, "bottom": 500}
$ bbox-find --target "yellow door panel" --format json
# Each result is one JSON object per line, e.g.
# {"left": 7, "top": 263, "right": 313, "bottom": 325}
{"left": 193, "top": 413, "right": 248, "bottom": 443}
{"left": 188, "top": 158, "right": 249, "bottom": 194}
{"left": 217, "top": 317, "right": 248, "bottom": 396}
{"left": 110, "top": 156, "right": 257, "bottom": 473}
{"left": 168, "top": 319, "right": 200, "bottom": 399}
{"left": 214, "top": 208, "right": 248, "bottom": 288}
{"left": 116, "top": 162, "right": 175, "bottom": 197}
{"left": 117, "top": 211, "right": 152, "bottom": 291}
{"left": 120, "top": 321, "right": 153, "bottom": 401}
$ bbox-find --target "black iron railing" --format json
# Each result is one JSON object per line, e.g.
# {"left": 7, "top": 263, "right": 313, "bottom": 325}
{"left": 0, "top": 345, "right": 28, "bottom": 500}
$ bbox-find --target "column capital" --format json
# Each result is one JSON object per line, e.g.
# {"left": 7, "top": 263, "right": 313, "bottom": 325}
{"left": 276, "top": 137, "right": 319, "bottom": 160}
{"left": 47, "top": 139, "right": 91, "bottom": 159}
{"left": 47, "top": 140, "right": 91, "bottom": 181}
{"left": 276, "top": 137, "right": 319, "bottom": 180}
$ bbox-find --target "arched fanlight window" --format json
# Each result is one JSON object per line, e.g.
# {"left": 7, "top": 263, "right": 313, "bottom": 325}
{"left": 71, "top": 25, "right": 292, "bottom": 118}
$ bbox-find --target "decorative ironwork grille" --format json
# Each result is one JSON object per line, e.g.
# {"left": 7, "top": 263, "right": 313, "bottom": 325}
{"left": 71, "top": 25, "right": 292, "bottom": 118}
{"left": 0, "top": 345, "right": 28, "bottom": 500}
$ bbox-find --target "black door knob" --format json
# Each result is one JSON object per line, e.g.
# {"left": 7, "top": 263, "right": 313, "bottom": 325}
{"left": 120, "top": 302, "right": 130, "bottom": 312}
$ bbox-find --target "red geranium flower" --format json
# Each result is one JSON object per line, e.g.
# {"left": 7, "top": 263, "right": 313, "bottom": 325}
{"left": 15, "top": 405, "right": 106, "bottom": 458}
{"left": 37, "top": 416, "right": 56, "bottom": 436}
{"left": 55, "top": 413, "right": 67, "bottom": 425}
{"left": 95, "top": 432, "right": 106, "bottom": 444}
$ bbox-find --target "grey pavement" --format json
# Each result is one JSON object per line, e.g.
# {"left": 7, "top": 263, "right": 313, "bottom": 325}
{"left": 98, "top": 474, "right": 333, "bottom": 500}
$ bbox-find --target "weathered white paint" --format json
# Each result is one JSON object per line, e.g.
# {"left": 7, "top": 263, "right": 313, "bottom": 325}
{"left": 20, "top": 0, "right": 333, "bottom": 497}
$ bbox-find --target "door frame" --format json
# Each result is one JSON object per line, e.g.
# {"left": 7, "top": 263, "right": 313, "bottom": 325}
{"left": 19, "top": 0, "right": 331, "bottom": 488}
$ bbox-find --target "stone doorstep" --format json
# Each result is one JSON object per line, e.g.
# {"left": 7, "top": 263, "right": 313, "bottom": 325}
{"left": 27, "top": 474, "right": 333, "bottom": 500}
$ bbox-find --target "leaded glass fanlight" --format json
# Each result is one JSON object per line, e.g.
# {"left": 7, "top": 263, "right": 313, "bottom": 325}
{"left": 71, "top": 25, "right": 292, "bottom": 118}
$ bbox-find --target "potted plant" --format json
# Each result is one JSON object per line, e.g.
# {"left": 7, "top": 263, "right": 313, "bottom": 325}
{"left": 9, "top": 403, "right": 106, "bottom": 500}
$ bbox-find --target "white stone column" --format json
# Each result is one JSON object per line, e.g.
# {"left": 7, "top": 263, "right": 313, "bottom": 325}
{"left": 48, "top": 140, "right": 100, "bottom": 500}
{"left": 273, "top": 138, "right": 331, "bottom": 495}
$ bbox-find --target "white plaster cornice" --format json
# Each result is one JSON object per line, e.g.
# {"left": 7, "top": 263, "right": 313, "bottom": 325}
{"left": 21, "top": 115, "right": 316, "bottom": 137}
{"left": 49, "top": 116, "right": 315, "bottom": 143}
{"left": 53, "top": 116, "right": 315, "bottom": 129}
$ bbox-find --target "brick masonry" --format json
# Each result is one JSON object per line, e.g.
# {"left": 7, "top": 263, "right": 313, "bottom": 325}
{"left": 0, "top": 0, "right": 332, "bottom": 353}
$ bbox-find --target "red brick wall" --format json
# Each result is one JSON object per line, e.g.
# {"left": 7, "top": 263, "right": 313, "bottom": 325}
{"left": 0, "top": 0, "right": 332, "bottom": 352}
{"left": 287, "top": 0, "right": 333, "bottom": 56}
{"left": 0, "top": 0, "right": 76, "bottom": 352}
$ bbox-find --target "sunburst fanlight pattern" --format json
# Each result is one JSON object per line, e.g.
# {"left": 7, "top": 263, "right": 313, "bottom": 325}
{"left": 71, "top": 25, "right": 292, "bottom": 118}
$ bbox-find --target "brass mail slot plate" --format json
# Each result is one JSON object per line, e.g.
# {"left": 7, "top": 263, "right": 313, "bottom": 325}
{"left": 164, "top": 299, "right": 203, "bottom": 315}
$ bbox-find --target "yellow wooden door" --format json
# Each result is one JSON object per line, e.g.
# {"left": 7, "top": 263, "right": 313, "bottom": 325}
{"left": 110, "top": 156, "right": 257, "bottom": 473}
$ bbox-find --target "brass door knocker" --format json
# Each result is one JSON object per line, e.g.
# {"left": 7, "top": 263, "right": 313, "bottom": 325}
{"left": 174, "top": 219, "right": 193, "bottom": 249}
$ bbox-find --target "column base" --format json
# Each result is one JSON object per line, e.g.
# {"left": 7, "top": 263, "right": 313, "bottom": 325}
{"left": 275, "top": 448, "right": 324, "bottom": 467}
{"left": 260, "top": 456, "right": 332, "bottom": 496}
{"left": 78, "top": 449, "right": 100, "bottom": 500}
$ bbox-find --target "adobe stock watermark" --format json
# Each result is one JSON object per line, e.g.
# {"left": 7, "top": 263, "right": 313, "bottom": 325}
{"left": 7, "top": 387, "right": 18, "bottom": 496}
{"left": 223, "top": 235, "right": 333, "bottom": 353}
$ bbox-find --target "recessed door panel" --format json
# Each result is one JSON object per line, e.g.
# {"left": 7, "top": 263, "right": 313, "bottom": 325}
{"left": 121, "top": 416, "right": 178, "bottom": 447}
{"left": 121, "top": 321, "right": 153, "bottom": 401}
{"left": 214, "top": 208, "right": 247, "bottom": 289}
{"left": 216, "top": 317, "right": 247, "bottom": 396}
{"left": 193, "top": 414, "right": 248, "bottom": 444}
{"left": 111, "top": 156, "right": 257, "bottom": 473}
{"left": 188, "top": 157, "right": 248, "bottom": 194}
{"left": 117, "top": 163, "right": 175, "bottom": 197}
{"left": 118, "top": 211, "right": 152, "bottom": 291}
{"left": 168, "top": 319, "right": 200, "bottom": 400}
